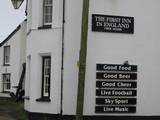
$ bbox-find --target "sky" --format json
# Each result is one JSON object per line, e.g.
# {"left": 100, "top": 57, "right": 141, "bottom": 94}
{"left": 0, "top": 0, "right": 26, "bottom": 42}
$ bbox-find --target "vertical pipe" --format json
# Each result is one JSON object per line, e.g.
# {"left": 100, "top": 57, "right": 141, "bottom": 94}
{"left": 60, "top": 0, "right": 65, "bottom": 116}
{"left": 76, "top": 0, "right": 89, "bottom": 120}
{"left": 25, "top": 0, "right": 28, "bottom": 16}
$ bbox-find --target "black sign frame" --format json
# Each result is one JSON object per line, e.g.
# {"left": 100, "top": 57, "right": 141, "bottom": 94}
{"left": 96, "top": 89, "right": 137, "bottom": 97}
{"left": 96, "top": 72, "right": 137, "bottom": 80}
{"left": 96, "top": 81, "right": 137, "bottom": 88}
{"left": 96, "top": 64, "right": 137, "bottom": 72}
{"left": 95, "top": 106, "right": 136, "bottom": 113}
{"left": 96, "top": 98, "right": 137, "bottom": 105}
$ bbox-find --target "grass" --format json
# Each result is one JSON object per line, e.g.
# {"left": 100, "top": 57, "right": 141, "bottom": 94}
{"left": 0, "top": 98, "right": 28, "bottom": 120}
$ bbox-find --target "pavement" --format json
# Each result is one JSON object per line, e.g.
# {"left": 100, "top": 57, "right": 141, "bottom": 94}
{"left": 0, "top": 98, "right": 27, "bottom": 120}
{"left": 0, "top": 104, "right": 16, "bottom": 120}
{"left": 0, "top": 114, "right": 16, "bottom": 120}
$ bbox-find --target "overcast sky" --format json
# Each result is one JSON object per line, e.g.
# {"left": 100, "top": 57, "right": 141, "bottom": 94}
{"left": 0, "top": 0, "right": 26, "bottom": 42}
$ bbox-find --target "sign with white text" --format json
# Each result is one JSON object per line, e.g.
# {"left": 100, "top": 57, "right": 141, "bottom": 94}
{"left": 96, "top": 64, "right": 137, "bottom": 72}
{"left": 96, "top": 81, "right": 137, "bottom": 88}
{"left": 95, "top": 106, "right": 136, "bottom": 113}
{"left": 96, "top": 89, "right": 137, "bottom": 97}
{"left": 92, "top": 14, "right": 134, "bottom": 34}
{"left": 95, "top": 63, "right": 137, "bottom": 114}
{"left": 96, "top": 72, "right": 137, "bottom": 80}
{"left": 96, "top": 98, "right": 137, "bottom": 105}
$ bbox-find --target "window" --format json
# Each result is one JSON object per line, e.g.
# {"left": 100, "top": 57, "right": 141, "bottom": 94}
{"left": 3, "top": 74, "right": 11, "bottom": 92}
{"left": 42, "top": 56, "right": 51, "bottom": 98}
{"left": 4, "top": 46, "right": 10, "bottom": 65}
{"left": 43, "top": 0, "right": 53, "bottom": 25}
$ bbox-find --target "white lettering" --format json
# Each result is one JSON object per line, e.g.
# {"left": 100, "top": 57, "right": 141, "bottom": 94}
{"left": 115, "top": 99, "right": 128, "bottom": 105}
{"left": 119, "top": 74, "right": 131, "bottom": 79}
{"left": 105, "top": 17, "right": 121, "bottom": 23}
{"left": 112, "top": 90, "right": 133, "bottom": 96}
{"left": 101, "top": 90, "right": 111, "bottom": 95}
{"left": 117, "top": 82, "right": 132, "bottom": 87}
{"left": 114, "top": 107, "right": 128, "bottom": 112}
{"left": 103, "top": 74, "right": 117, "bottom": 79}
{"left": 122, "top": 18, "right": 132, "bottom": 23}
{"left": 118, "top": 66, "right": 131, "bottom": 71}
{"left": 103, "top": 65, "right": 117, "bottom": 71}
{"left": 103, "top": 107, "right": 114, "bottom": 112}
{"left": 96, "top": 22, "right": 103, "bottom": 26}
{"left": 104, "top": 22, "right": 130, "bottom": 29}
{"left": 105, "top": 99, "right": 114, "bottom": 104}
{"left": 102, "top": 82, "right": 116, "bottom": 87}
{"left": 95, "top": 16, "right": 105, "bottom": 22}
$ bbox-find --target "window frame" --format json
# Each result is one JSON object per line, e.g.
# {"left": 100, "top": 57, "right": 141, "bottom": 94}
{"left": 43, "top": 0, "right": 53, "bottom": 25}
{"left": 3, "top": 46, "right": 10, "bottom": 66}
{"left": 2, "top": 73, "right": 11, "bottom": 93}
{"left": 41, "top": 56, "right": 51, "bottom": 98}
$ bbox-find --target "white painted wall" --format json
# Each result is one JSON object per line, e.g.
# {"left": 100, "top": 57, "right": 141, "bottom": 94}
{"left": 27, "top": 0, "right": 63, "bottom": 30}
{"left": 25, "top": 0, "right": 83, "bottom": 115}
{"left": 62, "top": 0, "right": 83, "bottom": 115}
{"left": 25, "top": 30, "right": 62, "bottom": 114}
{"left": 84, "top": 0, "right": 160, "bottom": 116}
{"left": 25, "top": 0, "right": 160, "bottom": 116}
{"left": 0, "top": 20, "right": 26, "bottom": 97}
{"left": 25, "top": 0, "right": 63, "bottom": 114}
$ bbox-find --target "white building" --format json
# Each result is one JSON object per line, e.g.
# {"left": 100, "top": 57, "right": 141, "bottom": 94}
{"left": 0, "top": 20, "right": 26, "bottom": 98}
{"left": 16, "top": 0, "right": 160, "bottom": 119}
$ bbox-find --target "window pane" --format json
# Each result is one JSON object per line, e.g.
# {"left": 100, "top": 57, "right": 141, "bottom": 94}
{"left": 43, "top": 0, "right": 52, "bottom": 25}
{"left": 4, "top": 46, "right": 10, "bottom": 64}
{"left": 45, "top": 0, "right": 52, "bottom": 5}
{"left": 42, "top": 57, "right": 51, "bottom": 97}
{"left": 3, "top": 74, "right": 11, "bottom": 92}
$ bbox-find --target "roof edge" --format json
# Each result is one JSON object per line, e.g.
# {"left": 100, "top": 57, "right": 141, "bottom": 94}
{"left": 0, "top": 25, "right": 21, "bottom": 47}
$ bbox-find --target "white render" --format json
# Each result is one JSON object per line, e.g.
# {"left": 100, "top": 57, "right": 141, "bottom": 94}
{"left": 25, "top": 0, "right": 63, "bottom": 114}
{"left": 84, "top": 0, "right": 160, "bottom": 116}
{"left": 0, "top": 20, "right": 26, "bottom": 97}
{"left": 25, "top": 0, "right": 160, "bottom": 116}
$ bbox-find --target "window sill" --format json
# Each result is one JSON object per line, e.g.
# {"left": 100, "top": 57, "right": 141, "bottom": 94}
{"left": 12, "top": 86, "right": 18, "bottom": 89}
{"left": 36, "top": 97, "right": 51, "bottom": 102}
{"left": 3, "top": 64, "right": 10, "bottom": 66}
{"left": 2, "top": 91, "right": 10, "bottom": 94}
{"left": 23, "top": 96, "right": 30, "bottom": 100}
{"left": 38, "top": 25, "right": 52, "bottom": 30}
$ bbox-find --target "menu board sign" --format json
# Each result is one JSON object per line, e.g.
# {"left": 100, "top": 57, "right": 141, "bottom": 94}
{"left": 95, "top": 63, "right": 137, "bottom": 114}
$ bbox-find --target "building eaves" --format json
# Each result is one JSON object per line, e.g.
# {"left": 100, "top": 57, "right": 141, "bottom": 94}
{"left": 0, "top": 25, "right": 21, "bottom": 47}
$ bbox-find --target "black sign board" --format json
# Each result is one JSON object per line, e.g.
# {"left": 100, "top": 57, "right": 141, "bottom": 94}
{"left": 92, "top": 14, "right": 134, "bottom": 34}
{"left": 96, "top": 89, "right": 137, "bottom": 97}
{"left": 96, "top": 98, "right": 137, "bottom": 105}
{"left": 95, "top": 63, "right": 137, "bottom": 114}
{"left": 96, "top": 81, "right": 137, "bottom": 88}
{"left": 96, "top": 72, "right": 137, "bottom": 80}
{"left": 95, "top": 106, "right": 136, "bottom": 113}
{"left": 96, "top": 64, "right": 137, "bottom": 72}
